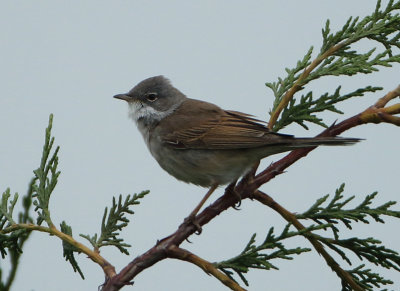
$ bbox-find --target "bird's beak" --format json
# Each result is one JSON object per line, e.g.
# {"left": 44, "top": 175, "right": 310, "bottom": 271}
{"left": 113, "top": 94, "right": 132, "bottom": 101}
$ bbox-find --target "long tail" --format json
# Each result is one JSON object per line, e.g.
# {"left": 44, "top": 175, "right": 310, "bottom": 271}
{"left": 257, "top": 136, "right": 362, "bottom": 158}
{"left": 289, "top": 136, "right": 362, "bottom": 148}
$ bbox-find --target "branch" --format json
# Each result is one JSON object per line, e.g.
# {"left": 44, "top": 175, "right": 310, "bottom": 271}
{"left": 2, "top": 179, "right": 35, "bottom": 290}
{"left": 1, "top": 223, "right": 116, "bottom": 279}
{"left": 80, "top": 192, "right": 149, "bottom": 255}
{"left": 255, "top": 84, "right": 400, "bottom": 186}
{"left": 167, "top": 246, "right": 247, "bottom": 291}
{"left": 268, "top": 40, "right": 349, "bottom": 129}
{"left": 360, "top": 85, "right": 400, "bottom": 124}
{"left": 252, "top": 190, "right": 363, "bottom": 291}
{"left": 267, "top": 0, "right": 400, "bottom": 130}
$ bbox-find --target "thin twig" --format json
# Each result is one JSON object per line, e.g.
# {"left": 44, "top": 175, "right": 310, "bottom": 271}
{"left": 374, "top": 85, "right": 400, "bottom": 108}
{"left": 2, "top": 223, "right": 116, "bottom": 278}
{"left": 257, "top": 85, "right": 400, "bottom": 186}
{"left": 252, "top": 190, "right": 363, "bottom": 291}
{"left": 167, "top": 246, "right": 247, "bottom": 291}
{"left": 360, "top": 85, "right": 400, "bottom": 125}
{"left": 268, "top": 41, "right": 349, "bottom": 129}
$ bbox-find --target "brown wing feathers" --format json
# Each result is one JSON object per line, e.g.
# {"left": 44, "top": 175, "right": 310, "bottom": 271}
{"left": 163, "top": 102, "right": 293, "bottom": 149}
{"left": 161, "top": 99, "right": 360, "bottom": 150}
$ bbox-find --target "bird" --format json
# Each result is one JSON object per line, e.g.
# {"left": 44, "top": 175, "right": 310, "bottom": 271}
{"left": 114, "top": 75, "right": 360, "bottom": 220}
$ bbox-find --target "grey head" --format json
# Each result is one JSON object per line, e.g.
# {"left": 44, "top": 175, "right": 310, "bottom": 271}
{"left": 114, "top": 76, "right": 187, "bottom": 125}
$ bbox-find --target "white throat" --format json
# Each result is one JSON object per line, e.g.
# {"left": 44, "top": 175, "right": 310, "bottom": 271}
{"left": 127, "top": 101, "right": 177, "bottom": 125}
{"left": 128, "top": 101, "right": 179, "bottom": 150}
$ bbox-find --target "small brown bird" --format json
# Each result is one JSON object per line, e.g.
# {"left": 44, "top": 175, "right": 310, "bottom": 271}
{"left": 114, "top": 76, "right": 360, "bottom": 217}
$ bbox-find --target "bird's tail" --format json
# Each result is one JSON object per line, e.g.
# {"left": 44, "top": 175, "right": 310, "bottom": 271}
{"left": 288, "top": 136, "right": 362, "bottom": 148}
{"left": 256, "top": 136, "right": 362, "bottom": 159}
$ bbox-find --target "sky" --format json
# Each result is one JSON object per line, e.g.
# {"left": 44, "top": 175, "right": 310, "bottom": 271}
{"left": 1, "top": 1, "right": 399, "bottom": 290}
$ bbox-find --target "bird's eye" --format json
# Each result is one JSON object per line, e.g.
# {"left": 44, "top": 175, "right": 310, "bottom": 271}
{"left": 146, "top": 93, "right": 158, "bottom": 102}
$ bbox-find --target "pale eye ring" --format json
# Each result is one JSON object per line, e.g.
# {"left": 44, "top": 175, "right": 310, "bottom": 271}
{"left": 146, "top": 93, "right": 158, "bottom": 102}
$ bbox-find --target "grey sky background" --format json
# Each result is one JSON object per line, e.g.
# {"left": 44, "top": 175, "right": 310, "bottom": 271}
{"left": 1, "top": 1, "right": 399, "bottom": 290}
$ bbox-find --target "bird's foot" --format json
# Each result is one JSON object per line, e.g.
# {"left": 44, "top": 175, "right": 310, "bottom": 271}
{"left": 183, "top": 214, "right": 202, "bottom": 235}
{"left": 225, "top": 181, "right": 242, "bottom": 209}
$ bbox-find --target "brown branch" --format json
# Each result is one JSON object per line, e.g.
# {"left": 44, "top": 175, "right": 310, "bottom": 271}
{"left": 374, "top": 85, "right": 400, "bottom": 108}
{"left": 167, "top": 246, "right": 247, "bottom": 291}
{"left": 2, "top": 223, "right": 116, "bottom": 278}
{"left": 268, "top": 40, "right": 350, "bottom": 129}
{"left": 102, "top": 85, "right": 400, "bottom": 290}
{"left": 256, "top": 85, "right": 400, "bottom": 186}
{"left": 360, "top": 85, "right": 400, "bottom": 125}
{"left": 102, "top": 191, "right": 240, "bottom": 291}
{"left": 252, "top": 190, "right": 363, "bottom": 291}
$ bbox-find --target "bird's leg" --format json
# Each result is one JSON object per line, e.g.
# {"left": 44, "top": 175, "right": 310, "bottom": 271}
{"left": 189, "top": 183, "right": 218, "bottom": 217}
{"left": 225, "top": 180, "right": 242, "bottom": 209}
{"left": 184, "top": 183, "right": 218, "bottom": 234}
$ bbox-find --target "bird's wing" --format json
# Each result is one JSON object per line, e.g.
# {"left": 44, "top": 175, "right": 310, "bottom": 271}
{"left": 161, "top": 101, "right": 293, "bottom": 150}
